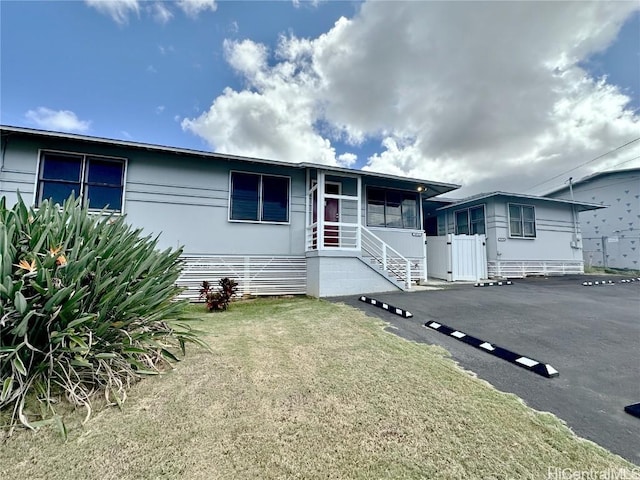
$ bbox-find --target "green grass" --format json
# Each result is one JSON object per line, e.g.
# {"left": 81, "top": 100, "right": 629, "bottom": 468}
{"left": 0, "top": 297, "right": 635, "bottom": 479}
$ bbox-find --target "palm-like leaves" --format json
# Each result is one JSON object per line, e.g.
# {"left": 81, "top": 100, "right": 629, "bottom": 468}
{"left": 0, "top": 194, "right": 206, "bottom": 437}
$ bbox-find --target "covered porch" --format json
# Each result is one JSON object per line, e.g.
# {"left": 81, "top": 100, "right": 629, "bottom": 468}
{"left": 303, "top": 167, "right": 459, "bottom": 297}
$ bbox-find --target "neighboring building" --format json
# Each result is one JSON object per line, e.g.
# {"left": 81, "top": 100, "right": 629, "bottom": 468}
{"left": 424, "top": 192, "right": 604, "bottom": 278}
{"left": 546, "top": 169, "right": 640, "bottom": 270}
{"left": 0, "top": 125, "right": 460, "bottom": 298}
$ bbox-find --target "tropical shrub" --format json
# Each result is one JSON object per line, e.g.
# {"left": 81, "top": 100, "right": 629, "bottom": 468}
{"left": 0, "top": 194, "right": 206, "bottom": 437}
{"left": 199, "top": 278, "right": 239, "bottom": 311}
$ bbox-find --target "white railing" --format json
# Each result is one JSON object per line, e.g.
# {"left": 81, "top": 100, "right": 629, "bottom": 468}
{"left": 361, "top": 226, "right": 412, "bottom": 289}
{"left": 305, "top": 222, "right": 360, "bottom": 250}
{"left": 177, "top": 255, "right": 307, "bottom": 300}
{"left": 305, "top": 221, "right": 414, "bottom": 291}
{"left": 488, "top": 260, "right": 584, "bottom": 278}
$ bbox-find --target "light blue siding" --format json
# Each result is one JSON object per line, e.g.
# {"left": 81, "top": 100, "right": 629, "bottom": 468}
{"left": 438, "top": 196, "right": 583, "bottom": 264}
{"left": 1, "top": 129, "right": 443, "bottom": 295}
{"left": 1, "top": 135, "right": 307, "bottom": 256}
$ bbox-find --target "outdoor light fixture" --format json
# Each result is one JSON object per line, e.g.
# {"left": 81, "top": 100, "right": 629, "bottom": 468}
{"left": 417, "top": 186, "right": 425, "bottom": 192}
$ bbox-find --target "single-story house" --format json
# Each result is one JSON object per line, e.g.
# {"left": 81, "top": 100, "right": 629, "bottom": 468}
{"left": 423, "top": 192, "right": 605, "bottom": 278}
{"left": 545, "top": 168, "right": 640, "bottom": 270}
{"left": 0, "top": 125, "right": 460, "bottom": 298}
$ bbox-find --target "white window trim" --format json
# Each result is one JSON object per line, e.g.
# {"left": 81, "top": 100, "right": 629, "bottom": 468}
{"left": 453, "top": 204, "right": 486, "bottom": 235}
{"left": 34, "top": 148, "right": 128, "bottom": 214}
{"left": 507, "top": 203, "right": 536, "bottom": 239}
{"left": 228, "top": 170, "right": 291, "bottom": 225}
{"left": 365, "top": 185, "right": 420, "bottom": 230}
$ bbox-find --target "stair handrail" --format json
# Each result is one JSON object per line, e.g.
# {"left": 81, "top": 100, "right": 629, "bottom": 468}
{"left": 360, "top": 226, "right": 411, "bottom": 289}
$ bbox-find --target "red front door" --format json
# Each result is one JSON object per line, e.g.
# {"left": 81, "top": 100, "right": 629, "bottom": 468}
{"left": 312, "top": 182, "right": 340, "bottom": 247}
{"left": 324, "top": 196, "right": 339, "bottom": 246}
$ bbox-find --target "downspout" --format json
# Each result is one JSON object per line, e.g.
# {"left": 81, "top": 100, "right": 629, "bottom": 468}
{"left": 568, "top": 177, "right": 580, "bottom": 249}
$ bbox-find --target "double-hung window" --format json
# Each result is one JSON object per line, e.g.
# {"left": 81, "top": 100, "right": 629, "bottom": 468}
{"left": 37, "top": 151, "right": 125, "bottom": 211}
{"left": 229, "top": 172, "right": 289, "bottom": 223}
{"left": 508, "top": 204, "right": 536, "bottom": 238}
{"left": 366, "top": 188, "right": 418, "bottom": 229}
{"left": 454, "top": 205, "right": 485, "bottom": 235}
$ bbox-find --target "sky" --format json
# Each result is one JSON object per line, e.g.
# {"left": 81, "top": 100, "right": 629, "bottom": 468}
{"left": 1, "top": 0, "right": 639, "bottom": 197}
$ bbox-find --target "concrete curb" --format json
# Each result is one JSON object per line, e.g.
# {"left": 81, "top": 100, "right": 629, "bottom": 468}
{"left": 424, "top": 320, "right": 559, "bottom": 378}
{"left": 359, "top": 296, "right": 413, "bottom": 318}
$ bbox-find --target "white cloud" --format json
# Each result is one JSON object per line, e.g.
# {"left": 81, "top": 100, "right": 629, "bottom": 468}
{"left": 87, "top": 0, "right": 216, "bottom": 24}
{"left": 158, "top": 44, "right": 175, "bottom": 55}
{"left": 337, "top": 152, "right": 357, "bottom": 168}
{"left": 292, "top": 0, "right": 322, "bottom": 8}
{"left": 223, "top": 39, "right": 268, "bottom": 78}
{"left": 176, "top": 0, "right": 217, "bottom": 19}
{"left": 25, "top": 107, "right": 91, "bottom": 133}
{"left": 155, "top": 105, "right": 165, "bottom": 114}
{"left": 146, "top": 64, "right": 157, "bottom": 73}
{"left": 149, "top": 2, "right": 173, "bottom": 24}
{"left": 182, "top": 38, "right": 337, "bottom": 164}
{"left": 183, "top": 1, "right": 640, "bottom": 195}
{"left": 85, "top": 0, "right": 140, "bottom": 25}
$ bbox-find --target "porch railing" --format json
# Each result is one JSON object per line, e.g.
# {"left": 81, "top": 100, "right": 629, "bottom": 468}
{"left": 361, "top": 227, "right": 412, "bottom": 290}
{"left": 305, "top": 223, "right": 413, "bottom": 291}
{"left": 305, "top": 222, "right": 360, "bottom": 251}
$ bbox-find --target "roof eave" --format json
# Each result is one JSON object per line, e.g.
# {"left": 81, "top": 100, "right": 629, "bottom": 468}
{"left": 1, "top": 125, "right": 461, "bottom": 196}
{"left": 435, "top": 192, "right": 607, "bottom": 212}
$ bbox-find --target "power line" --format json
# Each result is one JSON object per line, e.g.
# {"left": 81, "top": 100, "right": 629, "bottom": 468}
{"left": 607, "top": 154, "right": 640, "bottom": 170}
{"left": 554, "top": 176, "right": 640, "bottom": 196}
{"left": 525, "top": 137, "right": 640, "bottom": 193}
{"left": 541, "top": 156, "right": 640, "bottom": 195}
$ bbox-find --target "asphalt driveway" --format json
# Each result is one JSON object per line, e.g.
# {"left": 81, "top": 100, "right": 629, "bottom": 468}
{"left": 331, "top": 276, "right": 640, "bottom": 464}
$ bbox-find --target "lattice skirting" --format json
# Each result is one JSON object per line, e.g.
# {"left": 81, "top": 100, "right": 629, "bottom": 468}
{"left": 177, "top": 255, "right": 307, "bottom": 300}
{"left": 487, "top": 260, "right": 584, "bottom": 278}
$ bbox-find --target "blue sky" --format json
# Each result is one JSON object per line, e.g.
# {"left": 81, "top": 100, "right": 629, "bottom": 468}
{"left": 1, "top": 1, "right": 359, "bottom": 148}
{"left": 1, "top": 1, "right": 639, "bottom": 196}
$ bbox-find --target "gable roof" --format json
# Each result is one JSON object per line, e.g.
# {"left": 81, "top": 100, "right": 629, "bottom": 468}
{"left": 435, "top": 191, "right": 606, "bottom": 213}
{"left": 0, "top": 125, "right": 460, "bottom": 198}
{"left": 544, "top": 168, "right": 640, "bottom": 196}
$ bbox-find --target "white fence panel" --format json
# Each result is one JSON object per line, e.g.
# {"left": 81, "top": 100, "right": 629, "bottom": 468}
{"left": 177, "top": 255, "right": 307, "bottom": 301}
{"left": 487, "top": 260, "right": 583, "bottom": 278}
{"left": 426, "top": 234, "right": 487, "bottom": 282}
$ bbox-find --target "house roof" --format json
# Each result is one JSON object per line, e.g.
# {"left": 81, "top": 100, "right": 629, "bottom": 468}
{"left": 435, "top": 191, "right": 606, "bottom": 213}
{"left": 0, "top": 125, "right": 460, "bottom": 198}
{"left": 544, "top": 168, "right": 640, "bottom": 196}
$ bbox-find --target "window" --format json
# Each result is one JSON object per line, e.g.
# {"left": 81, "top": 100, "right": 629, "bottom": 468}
{"left": 509, "top": 204, "right": 536, "bottom": 238}
{"left": 454, "top": 205, "right": 485, "bottom": 235}
{"left": 455, "top": 210, "right": 469, "bottom": 235}
{"left": 230, "top": 172, "right": 289, "bottom": 223}
{"left": 366, "top": 187, "right": 418, "bottom": 229}
{"left": 37, "top": 151, "right": 125, "bottom": 211}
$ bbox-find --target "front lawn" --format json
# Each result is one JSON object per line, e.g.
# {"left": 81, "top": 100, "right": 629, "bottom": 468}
{"left": 0, "top": 297, "right": 634, "bottom": 479}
